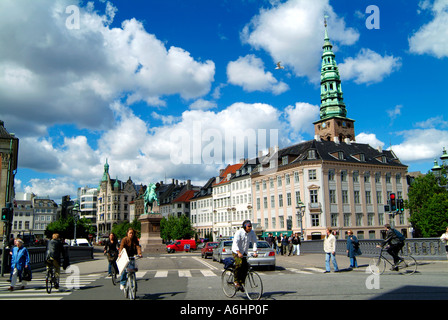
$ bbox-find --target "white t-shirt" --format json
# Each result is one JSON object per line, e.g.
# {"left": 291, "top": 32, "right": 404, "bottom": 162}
{"left": 232, "top": 229, "right": 258, "bottom": 255}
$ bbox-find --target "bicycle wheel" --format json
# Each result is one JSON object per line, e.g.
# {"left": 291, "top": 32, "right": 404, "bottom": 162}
{"left": 128, "top": 273, "right": 137, "bottom": 300}
{"left": 111, "top": 266, "right": 117, "bottom": 286}
{"left": 243, "top": 271, "right": 263, "bottom": 300}
{"left": 221, "top": 269, "right": 237, "bottom": 298}
{"left": 397, "top": 256, "right": 417, "bottom": 275}
{"left": 369, "top": 257, "right": 386, "bottom": 275}
{"left": 46, "top": 270, "right": 53, "bottom": 294}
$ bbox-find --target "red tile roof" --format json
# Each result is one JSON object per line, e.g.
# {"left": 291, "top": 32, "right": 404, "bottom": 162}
{"left": 213, "top": 163, "right": 244, "bottom": 186}
{"left": 172, "top": 190, "right": 196, "bottom": 203}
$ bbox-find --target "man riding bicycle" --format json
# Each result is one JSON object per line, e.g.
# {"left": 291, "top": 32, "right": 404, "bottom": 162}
{"left": 377, "top": 224, "right": 405, "bottom": 270}
{"left": 45, "top": 233, "right": 69, "bottom": 289}
{"left": 231, "top": 220, "right": 258, "bottom": 292}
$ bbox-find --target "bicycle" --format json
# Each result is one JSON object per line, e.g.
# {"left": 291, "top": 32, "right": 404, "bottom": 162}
{"left": 369, "top": 246, "right": 417, "bottom": 275}
{"left": 122, "top": 256, "right": 141, "bottom": 300}
{"left": 105, "top": 251, "right": 119, "bottom": 286}
{"left": 221, "top": 255, "right": 263, "bottom": 300}
{"left": 45, "top": 259, "right": 60, "bottom": 294}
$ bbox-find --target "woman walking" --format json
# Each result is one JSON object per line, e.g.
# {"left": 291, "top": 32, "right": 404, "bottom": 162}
{"left": 346, "top": 230, "right": 361, "bottom": 269}
{"left": 9, "top": 238, "right": 30, "bottom": 291}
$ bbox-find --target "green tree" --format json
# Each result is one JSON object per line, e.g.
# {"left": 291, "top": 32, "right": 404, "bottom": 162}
{"left": 160, "top": 215, "right": 195, "bottom": 242}
{"left": 45, "top": 216, "right": 94, "bottom": 240}
{"left": 111, "top": 218, "right": 141, "bottom": 240}
{"left": 408, "top": 172, "right": 448, "bottom": 237}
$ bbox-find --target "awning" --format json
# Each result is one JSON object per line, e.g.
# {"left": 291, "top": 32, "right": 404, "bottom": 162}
{"left": 261, "top": 231, "right": 293, "bottom": 237}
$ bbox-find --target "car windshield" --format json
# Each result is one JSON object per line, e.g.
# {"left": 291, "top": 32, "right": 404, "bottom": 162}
{"left": 207, "top": 243, "right": 218, "bottom": 248}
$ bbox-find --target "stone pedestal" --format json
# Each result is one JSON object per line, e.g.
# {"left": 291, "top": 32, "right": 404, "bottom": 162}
{"left": 139, "top": 214, "right": 166, "bottom": 253}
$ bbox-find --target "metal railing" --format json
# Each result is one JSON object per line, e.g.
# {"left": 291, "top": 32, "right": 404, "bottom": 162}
{"left": 300, "top": 238, "right": 447, "bottom": 260}
{"left": 1, "top": 245, "right": 94, "bottom": 273}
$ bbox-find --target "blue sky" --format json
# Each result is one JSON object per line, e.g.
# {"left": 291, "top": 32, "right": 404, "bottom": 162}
{"left": 1, "top": 0, "right": 447, "bottom": 202}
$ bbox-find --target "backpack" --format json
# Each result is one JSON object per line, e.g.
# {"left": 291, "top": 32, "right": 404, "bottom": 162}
{"left": 393, "top": 229, "right": 405, "bottom": 242}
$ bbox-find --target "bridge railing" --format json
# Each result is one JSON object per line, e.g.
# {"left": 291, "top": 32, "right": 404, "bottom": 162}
{"left": 1, "top": 245, "right": 94, "bottom": 273}
{"left": 300, "top": 238, "right": 447, "bottom": 260}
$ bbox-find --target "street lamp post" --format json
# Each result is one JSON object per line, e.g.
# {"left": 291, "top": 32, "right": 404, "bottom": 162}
{"left": 431, "top": 147, "right": 448, "bottom": 190}
{"left": 73, "top": 203, "right": 80, "bottom": 246}
{"left": 296, "top": 201, "right": 306, "bottom": 241}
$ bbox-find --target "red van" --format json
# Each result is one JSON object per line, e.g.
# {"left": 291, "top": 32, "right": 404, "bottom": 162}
{"left": 166, "top": 239, "right": 197, "bottom": 253}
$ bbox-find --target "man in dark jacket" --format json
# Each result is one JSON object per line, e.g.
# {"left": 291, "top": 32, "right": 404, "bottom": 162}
{"left": 46, "top": 233, "right": 68, "bottom": 289}
{"left": 379, "top": 224, "right": 404, "bottom": 268}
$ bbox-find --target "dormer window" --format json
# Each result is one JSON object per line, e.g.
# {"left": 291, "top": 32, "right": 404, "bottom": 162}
{"left": 308, "top": 150, "right": 316, "bottom": 159}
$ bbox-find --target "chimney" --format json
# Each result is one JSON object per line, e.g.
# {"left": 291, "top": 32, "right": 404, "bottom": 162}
{"left": 187, "top": 179, "right": 191, "bottom": 190}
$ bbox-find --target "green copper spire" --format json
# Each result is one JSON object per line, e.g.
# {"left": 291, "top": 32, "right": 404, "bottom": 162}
{"left": 102, "top": 159, "right": 109, "bottom": 182}
{"left": 319, "top": 16, "right": 347, "bottom": 120}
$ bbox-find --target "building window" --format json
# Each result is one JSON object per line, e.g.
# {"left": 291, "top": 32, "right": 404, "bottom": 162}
{"left": 310, "top": 190, "right": 318, "bottom": 204}
{"left": 344, "top": 213, "right": 351, "bottom": 227}
{"left": 309, "top": 169, "right": 317, "bottom": 180}
{"left": 353, "top": 171, "right": 359, "bottom": 182}
{"left": 328, "top": 170, "right": 335, "bottom": 181}
{"left": 365, "top": 191, "right": 371, "bottom": 204}
{"left": 342, "top": 190, "right": 349, "bottom": 204}
{"left": 294, "top": 172, "right": 299, "bottom": 183}
{"left": 311, "top": 214, "right": 320, "bottom": 227}
{"left": 329, "top": 190, "right": 336, "bottom": 204}
{"left": 356, "top": 213, "right": 363, "bottom": 226}
{"left": 331, "top": 213, "right": 338, "bottom": 227}
{"left": 354, "top": 191, "right": 360, "bottom": 204}
{"left": 278, "top": 194, "right": 283, "bottom": 208}
{"left": 287, "top": 193, "right": 291, "bottom": 206}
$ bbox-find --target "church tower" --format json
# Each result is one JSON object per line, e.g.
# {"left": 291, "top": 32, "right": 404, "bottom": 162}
{"left": 314, "top": 17, "right": 355, "bottom": 142}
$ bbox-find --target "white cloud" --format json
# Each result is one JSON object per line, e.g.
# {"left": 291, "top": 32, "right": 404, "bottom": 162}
{"left": 189, "top": 99, "right": 218, "bottom": 110}
{"left": 391, "top": 128, "right": 448, "bottom": 163}
{"left": 285, "top": 102, "right": 320, "bottom": 136}
{"left": 355, "top": 132, "right": 385, "bottom": 150}
{"left": 0, "top": 0, "right": 215, "bottom": 136}
{"left": 409, "top": 0, "right": 448, "bottom": 58}
{"left": 227, "top": 54, "right": 289, "bottom": 94}
{"left": 338, "top": 49, "right": 402, "bottom": 84}
{"left": 241, "top": 0, "right": 359, "bottom": 82}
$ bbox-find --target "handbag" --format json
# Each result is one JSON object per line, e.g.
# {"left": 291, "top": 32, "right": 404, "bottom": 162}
{"left": 22, "top": 266, "right": 32, "bottom": 281}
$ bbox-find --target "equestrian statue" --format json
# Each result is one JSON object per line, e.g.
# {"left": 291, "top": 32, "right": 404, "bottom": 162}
{"left": 143, "top": 183, "right": 159, "bottom": 214}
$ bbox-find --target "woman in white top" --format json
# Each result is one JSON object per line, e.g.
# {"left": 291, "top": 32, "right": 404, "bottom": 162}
{"left": 440, "top": 227, "right": 448, "bottom": 258}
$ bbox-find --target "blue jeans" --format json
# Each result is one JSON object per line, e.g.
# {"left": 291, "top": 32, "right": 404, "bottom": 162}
{"left": 120, "top": 259, "right": 136, "bottom": 286}
{"left": 350, "top": 257, "right": 358, "bottom": 268}
{"left": 325, "top": 253, "right": 339, "bottom": 272}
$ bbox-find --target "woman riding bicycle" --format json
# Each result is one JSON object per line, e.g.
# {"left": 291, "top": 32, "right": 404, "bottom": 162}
{"left": 231, "top": 220, "right": 258, "bottom": 292}
{"left": 118, "top": 228, "right": 142, "bottom": 290}
{"left": 104, "top": 232, "right": 119, "bottom": 277}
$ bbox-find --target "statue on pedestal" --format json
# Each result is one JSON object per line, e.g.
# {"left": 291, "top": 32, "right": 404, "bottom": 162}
{"left": 143, "top": 183, "right": 159, "bottom": 214}
{"left": 139, "top": 182, "right": 165, "bottom": 253}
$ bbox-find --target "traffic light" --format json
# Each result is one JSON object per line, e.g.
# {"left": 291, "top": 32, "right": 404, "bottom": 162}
{"left": 1, "top": 208, "right": 9, "bottom": 221}
{"left": 398, "top": 199, "right": 404, "bottom": 212}
{"left": 389, "top": 193, "right": 396, "bottom": 212}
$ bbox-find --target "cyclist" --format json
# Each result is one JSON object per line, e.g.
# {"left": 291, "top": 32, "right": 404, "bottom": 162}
{"left": 377, "top": 224, "right": 405, "bottom": 270}
{"left": 45, "top": 233, "right": 68, "bottom": 289}
{"left": 231, "top": 220, "right": 258, "bottom": 292}
{"left": 118, "top": 227, "right": 142, "bottom": 290}
{"left": 104, "top": 232, "right": 119, "bottom": 277}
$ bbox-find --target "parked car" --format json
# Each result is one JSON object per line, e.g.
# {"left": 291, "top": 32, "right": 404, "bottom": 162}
{"left": 248, "top": 240, "right": 276, "bottom": 270}
{"left": 213, "top": 240, "right": 276, "bottom": 270}
{"left": 166, "top": 239, "right": 197, "bottom": 253}
{"left": 67, "top": 239, "right": 92, "bottom": 247}
{"left": 212, "top": 240, "right": 233, "bottom": 262}
{"left": 201, "top": 242, "right": 219, "bottom": 259}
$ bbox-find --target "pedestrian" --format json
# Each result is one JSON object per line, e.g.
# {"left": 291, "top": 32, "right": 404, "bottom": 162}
{"left": 292, "top": 233, "right": 301, "bottom": 256}
{"left": 346, "top": 230, "right": 361, "bottom": 269}
{"left": 9, "top": 238, "right": 30, "bottom": 291}
{"left": 119, "top": 227, "right": 142, "bottom": 290}
{"left": 281, "top": 235, "right": 288, "bottom": 256}
{"left": 275, "top": 236, "right": 281, "bottom": 254}
{"left": 323, "top": 228, "right": 339, "bottom": 273}
{"left": 440, "top": 227, "right": 448, "bottom": 259}
{"left": 287, "top": 234, "right": 294, "bottom": 256}
{"left": 104, "top": 232, "right": 119, "bottom": 276}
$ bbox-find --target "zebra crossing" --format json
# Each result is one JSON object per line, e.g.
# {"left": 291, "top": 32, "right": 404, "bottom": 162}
{"left": 0, "top": 271, "right": 104, "bottom": 300}
{"left": 0, "top": 264, "right": 326, "bottom": 300}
